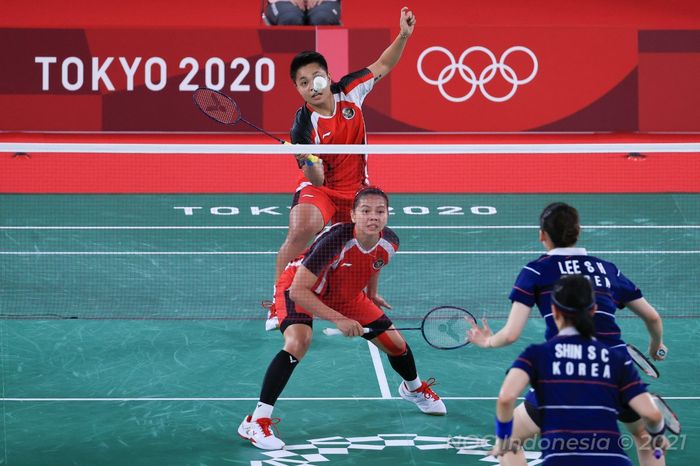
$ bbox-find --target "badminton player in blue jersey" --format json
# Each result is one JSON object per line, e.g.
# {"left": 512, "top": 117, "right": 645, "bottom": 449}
{"left": 468, "top": 202, "right": 668, "bottom": 466}
{"left": 492, "top": 275, "right": 668, "bottom": 465}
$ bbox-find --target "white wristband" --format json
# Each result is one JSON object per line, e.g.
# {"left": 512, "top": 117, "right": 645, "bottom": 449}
{"left": 647, "top": 419, "right": 665, "bottom": 436}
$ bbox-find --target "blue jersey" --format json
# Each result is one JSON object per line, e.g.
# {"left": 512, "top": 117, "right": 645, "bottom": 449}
{"left": 511, "top": 329, "right": 647, "bottom": 465}
{"left": 509, "top": 247, "right": 643, "bottom": 348}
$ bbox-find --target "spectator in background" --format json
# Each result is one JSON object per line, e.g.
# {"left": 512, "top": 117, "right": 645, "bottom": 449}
{"left": 264, "top": 0, "right": 341, "bottom": 26}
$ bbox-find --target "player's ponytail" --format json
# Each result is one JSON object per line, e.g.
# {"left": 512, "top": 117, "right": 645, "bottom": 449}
{"left": 540, "top": 202, "right": 580, "bottom": 247}
{"left": 569, "top": 309, "right": 595, "bottom": 339}
{"left": 551, "top": 275, "right": 596, "bottom": 339}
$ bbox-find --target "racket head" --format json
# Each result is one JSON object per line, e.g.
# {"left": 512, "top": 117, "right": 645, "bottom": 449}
{"left": 420, "top": 305, "right": 476, "bottom": 350}
{"left": 626, "top": 344, "right": 660, "bottom": 379}
{"left": 650, "top": 392, "right": 682, "bottom": 434}
{"left": 193, "top": 87, "right": 241, "bottom": 125}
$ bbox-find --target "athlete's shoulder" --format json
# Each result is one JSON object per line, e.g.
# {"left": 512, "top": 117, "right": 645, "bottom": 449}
{"left": 291, "top": 105, "right": 313, "bottom": 144}
{"left": 302, "top": 223, "right": 355, "bottom": 272}
{"left": 376, "top": 227, "right": 399, "bottom": 257}
{"left": 312, "top": 223, "right": 352, "bottom": 245}
{"left": 381, "top": 226, "right": 400, "bottom": 248}
{"left": 332, "top": 68, "right": 374, "bottom": 95}
{"left": 514, "top": 342, "right": 544, "bottom": 368}
{"left": 587, "top": 254, "right": 619, "bottom": 271}
{"left": 519, "top": 255, "right": 549, "bottom": 273}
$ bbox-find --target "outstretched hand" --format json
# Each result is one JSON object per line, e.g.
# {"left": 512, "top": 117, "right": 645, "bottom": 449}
{"left": 467, "top": 317, "right": 494, "bottom": 348}
{"left": 370, "top": 295, "right": 392, "bottom": 310}
{"left": 399, "top": 7, "right": 416, "bottom": 37}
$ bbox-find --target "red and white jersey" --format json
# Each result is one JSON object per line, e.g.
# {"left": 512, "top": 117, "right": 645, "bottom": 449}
{"left": 281, "top": 223, "right": 399, "bottom": 306}
{"left": 291, "top": 68, "right": 374, "bottom": 192}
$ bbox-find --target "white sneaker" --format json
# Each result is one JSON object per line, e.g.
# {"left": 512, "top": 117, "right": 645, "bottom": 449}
{"left": 262, "top": 300, "right": 279, "bottom": 331}
{"left": 237, "top": 415, "right": 285, "bottom": 450}
{"left": 398, "top": 378, "right": 447, "bottom": 416}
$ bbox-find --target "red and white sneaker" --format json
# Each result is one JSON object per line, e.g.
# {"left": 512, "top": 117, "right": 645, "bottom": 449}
{"left": 398, "top": 378, "right": 447, "bottom": 415}
{"left": 237, "top": 415, "right": 285, "bottom": 450}
{"left": 262, "top": 300, "right": 279, "bottom": 332}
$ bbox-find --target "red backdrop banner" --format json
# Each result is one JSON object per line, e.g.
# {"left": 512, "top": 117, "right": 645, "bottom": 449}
{"left": 0, "top": 26, "right": 698, "bottom": 132}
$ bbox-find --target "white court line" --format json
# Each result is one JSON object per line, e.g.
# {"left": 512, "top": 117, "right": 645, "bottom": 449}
{"left": 1, "top": 225, "right": 699, "bottom": 230}
{"left": 367, "top": 340, "right": 392, "bottom": 399}
{"left": 1, "top": 396, "right": 698, "bottom": 402}
{"left": 399, "top": 250, "right": 700, "bottom": 255}
{"left": 2, "top": 142, "right": 700, "bottom": 154}
{"left": 1, "top": 251, "right": 699, "bottom": 255}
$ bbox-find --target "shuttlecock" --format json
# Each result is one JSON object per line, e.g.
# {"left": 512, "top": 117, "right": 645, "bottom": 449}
{"left": 312, "top": 76, "right": 327, "bottom": 93}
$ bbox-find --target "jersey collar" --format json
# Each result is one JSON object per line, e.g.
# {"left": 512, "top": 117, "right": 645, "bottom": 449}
{"left": 306, "top": 94, "right": 338, "bottom": 118}
{"left": 558, "top": 327, "right": 580, "bottom": 336}
{"left": 353, "top": 226, "right": 382, "bottom": 253}
{"left": 547, "top": 247, "right": 587, "bottom": 256}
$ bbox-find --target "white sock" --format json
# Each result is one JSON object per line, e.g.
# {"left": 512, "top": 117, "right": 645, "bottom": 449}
{"left": 404, "top": 377, "right": 422, "bottom": 391}
{"left": 252, "top": 401, "right": 274, "bottom": 421}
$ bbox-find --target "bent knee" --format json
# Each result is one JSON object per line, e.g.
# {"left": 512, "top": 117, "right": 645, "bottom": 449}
{"left": 284, "top": 333, "right": 313, "bottom": 359}
{"left": 286, "top": 223, "right": 320, "bottom": 245}
{"left": 376, "top": 331, "right": 407, "bottom": 356}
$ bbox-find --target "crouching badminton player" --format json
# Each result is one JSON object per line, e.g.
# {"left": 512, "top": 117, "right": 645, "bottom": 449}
{"left": 492, "top": 275, "right": 669, "bottom": 465}
{"left": 238, "top": 187, "right": 445, "bottom": 450}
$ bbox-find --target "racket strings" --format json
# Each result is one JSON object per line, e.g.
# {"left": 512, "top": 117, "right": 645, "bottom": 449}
{"left": 193, "top": 89, "right": 240, "bottom": 124}
{"left": 626, "top": 344, "right": 659, "bottom": 379}
{"left": 652, "top": 394, "right": 682, "bottom": 434}
{"left": 421, "top": 307, "right": 474, "bottom": 349}
{"left": 205, "top": 94, "right": 227, "bottom": 113}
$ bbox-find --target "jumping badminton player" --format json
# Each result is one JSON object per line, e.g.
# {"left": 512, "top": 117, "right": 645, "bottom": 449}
{"left": 264, "top": 6, "right": 416, "bottom": 330}
{"left": 492, "top": 275, "right": 668, "bottom": 465}
{"left": 239, "top": 187, "right": 446, "bottom": 450}
{"left": 468, "top": 202, "right": 668, "bottom": 466}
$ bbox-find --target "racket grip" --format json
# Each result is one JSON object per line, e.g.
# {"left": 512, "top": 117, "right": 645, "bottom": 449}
{"left": 654, "top": 448, "right": 663, "bottom": 459}
{"left": 656, "top": 348, "right": 667, "bottom": 358}
{"left": 322, "top": 328, "right": 371, "bottom": 336}
{"left": 305, "top": 155, "right": 320, "bottom": 166}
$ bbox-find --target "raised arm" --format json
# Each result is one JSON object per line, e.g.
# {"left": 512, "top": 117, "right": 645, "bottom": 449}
{"left": 626, "top": 297, "right": 667, "bottom": 360}
{"left": 468, "top": 301, "right": 532, "bottom": 348}
{"left": 367, "top": 7, "right": 416, "bottom": 82}
{"left": 289, "top": 265, "right": 364, "bottom": 336}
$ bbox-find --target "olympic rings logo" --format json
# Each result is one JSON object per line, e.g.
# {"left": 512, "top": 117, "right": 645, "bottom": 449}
{"left": 417, "top": 46, "right": 538, "bottom": 103}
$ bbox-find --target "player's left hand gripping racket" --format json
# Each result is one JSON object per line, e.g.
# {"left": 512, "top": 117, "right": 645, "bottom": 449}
{"left": 323, "top": 305, "right": 477, "bottom": 350}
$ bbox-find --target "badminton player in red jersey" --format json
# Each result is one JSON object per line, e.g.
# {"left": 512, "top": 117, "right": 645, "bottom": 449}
{"left": 264, "top": 6, "right": 416, "bottom": 330}
{"left": 240, "top": 187, "right": 446, "bottom": 450}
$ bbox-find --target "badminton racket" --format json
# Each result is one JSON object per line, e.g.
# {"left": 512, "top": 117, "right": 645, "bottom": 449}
{"left": 651, "top": 393, "right": 681, "bottom": 435}
{"left": 193, "top": 87, "right": 319, "bottom": 165}
{"left": 323, "top": 305, "right": 476, "bottom": 350}
{"left": 626, "top": 344, "right": 660, "bottom": 379}
{"left": 193, "top": 87, "right": 285, "bottom": 141}
{"left": 649, "top": 392, "right": 681, "bottom": 459}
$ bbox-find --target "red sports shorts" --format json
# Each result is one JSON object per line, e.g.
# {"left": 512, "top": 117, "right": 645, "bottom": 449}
{"left": 292, "top": 185, "right": 355, "bottom": 225}
{"left": 273, "top": 268, "right": 384, "bottom": 332}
